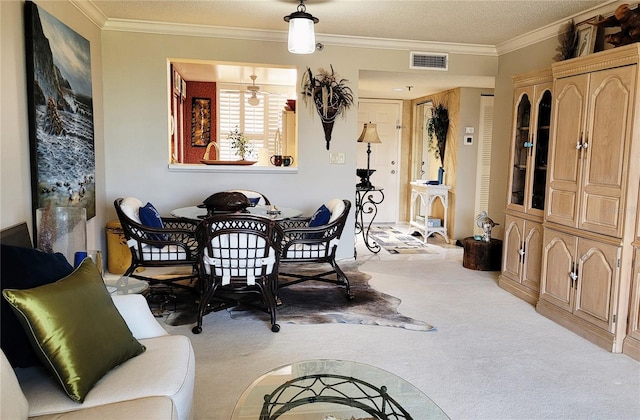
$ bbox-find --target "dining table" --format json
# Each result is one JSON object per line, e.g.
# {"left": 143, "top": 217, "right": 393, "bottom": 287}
{"left": 170, "top": 205, "right": 303, "bottom": 221}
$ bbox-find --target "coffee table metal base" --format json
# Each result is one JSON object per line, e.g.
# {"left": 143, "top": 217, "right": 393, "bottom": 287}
{"left": 232, "top": 359, "right": 448, "bottom": 420}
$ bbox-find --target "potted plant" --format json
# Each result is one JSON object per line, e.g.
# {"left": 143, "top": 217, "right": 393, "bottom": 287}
{"left": 426, "top": 103, "right": 449, "bottom": 183}
{"left": 227, "top": 127, "right": 254, "bottom": 161}
{"left": 301, "top": 65, "right": 354, "bottom": 150}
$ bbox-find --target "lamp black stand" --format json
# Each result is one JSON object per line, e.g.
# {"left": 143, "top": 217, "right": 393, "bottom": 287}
{"left": 356, "top": 143, "right": 375, "bottom": 189}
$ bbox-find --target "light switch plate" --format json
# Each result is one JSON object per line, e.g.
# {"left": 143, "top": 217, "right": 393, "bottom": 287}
{"left": 464, "top": 135, "right": 473, "bottom": 145}
{"left": 330, "top": 152, "right": 345, "bottom": 164}
{"left": 465, "top": 127, "right": 475, "bottom": 134}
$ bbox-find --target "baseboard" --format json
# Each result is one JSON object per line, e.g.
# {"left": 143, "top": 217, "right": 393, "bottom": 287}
{"left": 623, "top": 336, "right": 640, "bottom": 361}
{"left": 498, "top": 275, "right": 538, "bottom": 306}
{"left": 536, "top": 300, "right": 617, "bottom": 353}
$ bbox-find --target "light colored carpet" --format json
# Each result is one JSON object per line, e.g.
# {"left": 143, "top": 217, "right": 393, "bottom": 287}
{"left": 163, "top": 228, "right": 640, "bottom": 420}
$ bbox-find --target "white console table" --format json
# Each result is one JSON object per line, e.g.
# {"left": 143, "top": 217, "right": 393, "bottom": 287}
{"left": 409, "top": 182, "right": 450, "bottom": 244}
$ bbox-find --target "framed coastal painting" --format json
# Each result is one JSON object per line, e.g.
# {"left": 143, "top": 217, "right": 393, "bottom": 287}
{"left": 24, "top": 1, "right": 96, "bottom": 220}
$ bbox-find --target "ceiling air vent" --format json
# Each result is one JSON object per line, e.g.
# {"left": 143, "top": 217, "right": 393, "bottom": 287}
{"left": 410, "top": 52, "right": 448, "bottom": 71}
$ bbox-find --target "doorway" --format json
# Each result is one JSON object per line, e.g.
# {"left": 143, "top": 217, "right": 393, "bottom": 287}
{"left": 357, "top": 100, "right": 402, "bottom": 224}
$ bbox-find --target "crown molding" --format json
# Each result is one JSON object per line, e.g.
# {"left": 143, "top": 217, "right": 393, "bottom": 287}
{"left": 69, "top": 0, "right": 107, "bottom": 28}
{"left": 70, "top": 0, "right": 621, "bottom": 58}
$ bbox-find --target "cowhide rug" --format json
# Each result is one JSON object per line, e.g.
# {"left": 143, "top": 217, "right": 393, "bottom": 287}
{"left": 155, "top": 261, "right": 434, "bottom": 331}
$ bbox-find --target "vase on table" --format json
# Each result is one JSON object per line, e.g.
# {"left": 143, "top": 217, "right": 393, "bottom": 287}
{"left": 438, "top": 167, "right": 445, "bottom": 184}
{"left": 36, "top": 206, "right": 87, "bottom": 264}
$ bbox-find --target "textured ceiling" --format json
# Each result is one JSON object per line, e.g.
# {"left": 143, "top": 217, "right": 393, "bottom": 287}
{"left": 86, "top": 0, "right": 613, "bottom": 99}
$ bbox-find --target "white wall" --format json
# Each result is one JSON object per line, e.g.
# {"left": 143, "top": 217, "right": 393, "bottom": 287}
{"left": 454, "top": 87, "right": 494, "bottom": 240}
{"left": 100, "top": 31, "right": 497, "bottom": 259}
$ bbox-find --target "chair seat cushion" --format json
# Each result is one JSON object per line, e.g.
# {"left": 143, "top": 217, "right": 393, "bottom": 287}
{"left": 140, "top": 243, "right": 188, "bottom": 261}
{"left": 17, "top": 335, "right": 194, "bottom": 420}
{"left": 285, "top": 242, "right": 329, "bottom": 259}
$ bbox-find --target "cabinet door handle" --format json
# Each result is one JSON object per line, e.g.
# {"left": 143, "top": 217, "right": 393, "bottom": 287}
{"left": 518, "top": 248, "right": 525, "bottom": 256}
{"left": 575, "top": 141, "right": 583, "bottom": 150}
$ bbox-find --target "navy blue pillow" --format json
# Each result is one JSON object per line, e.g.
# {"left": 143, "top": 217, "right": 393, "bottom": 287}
{"left": 0, "top": 244, "right": 74, "bottom": 367}
{"left": 308, "top": 205, "right": 331, "bottom": 227}
{"left": 139, "top": 202, "right": 168, "bottom": 246}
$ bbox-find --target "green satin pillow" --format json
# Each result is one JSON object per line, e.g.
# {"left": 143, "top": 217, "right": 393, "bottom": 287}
{"left": 2, "top": 259, "right": 146, "bottom": 402}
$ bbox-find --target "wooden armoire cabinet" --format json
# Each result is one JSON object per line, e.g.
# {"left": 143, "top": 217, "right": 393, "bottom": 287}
{"left": 499, "top": 69, "right": 552, "bottom": 305}
{"left": 622, "top": 184, "right": 640, "bottom": 360}
{"left": 538, "top": 44, "right": 640, "bottom": 354}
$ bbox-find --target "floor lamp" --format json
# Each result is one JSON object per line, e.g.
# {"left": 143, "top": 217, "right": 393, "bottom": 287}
{"left": 356, "top": 122, "right": 382, "bottom": 189}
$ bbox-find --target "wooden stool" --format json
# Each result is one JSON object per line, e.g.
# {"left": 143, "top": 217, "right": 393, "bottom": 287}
{"left": 462, "top": 237, "right": 502, "bottom": 271}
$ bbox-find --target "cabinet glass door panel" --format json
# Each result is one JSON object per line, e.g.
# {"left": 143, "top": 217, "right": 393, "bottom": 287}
{"left": 510, "top": 93, "right": 531, "bottom": 207}
{"left": 530, "top": 89, "right": 552, "bottom": 211}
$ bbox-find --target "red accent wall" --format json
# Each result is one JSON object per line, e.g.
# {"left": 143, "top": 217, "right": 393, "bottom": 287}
{"left": 183, "top": 81, "right": 217, "bottom": 163}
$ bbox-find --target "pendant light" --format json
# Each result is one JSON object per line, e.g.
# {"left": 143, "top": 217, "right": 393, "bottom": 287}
{"left": 284, "top": 0, "right": 318, "bottom": 54}
{"left": 247, "top": 75, "right": 260, "bottom": 107}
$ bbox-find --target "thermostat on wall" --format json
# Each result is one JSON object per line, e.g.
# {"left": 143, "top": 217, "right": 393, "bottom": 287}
{"left": 464, "top": 135, "right": 473, "bottom": 145}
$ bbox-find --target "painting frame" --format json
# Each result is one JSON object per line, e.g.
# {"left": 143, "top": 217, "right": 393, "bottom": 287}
{"left": 573, "top": 17, "right": 600, "bottom": 58}
{"left": 24, "top": 1, "right": 96, "bottom": 224}
{"left": 191, "top": 97, "right": 211, "bottom": 147}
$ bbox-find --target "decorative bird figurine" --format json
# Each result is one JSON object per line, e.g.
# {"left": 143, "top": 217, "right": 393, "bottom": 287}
{"left": 591, "top": 4, "right": 640, "bottom": 47}
{"left": 475, "top": 211, "right": 499, "bottom": 242}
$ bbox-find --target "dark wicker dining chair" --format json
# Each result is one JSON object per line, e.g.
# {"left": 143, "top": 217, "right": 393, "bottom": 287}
{"left": 114, "top": 197, "right": 199, "bottom": 288}
{"left": 278, "top": 199, "right": 353, "bottom": 299}
{"left": 192, "top": 214, "right": 284, "bottom": 334}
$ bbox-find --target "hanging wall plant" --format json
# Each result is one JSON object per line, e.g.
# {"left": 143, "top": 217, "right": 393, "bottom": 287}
{"left": 301, "top": 65, "right": 354, "bottom": 150}
{"left": 426, "top": 103, "right": 450, "bottom": 167}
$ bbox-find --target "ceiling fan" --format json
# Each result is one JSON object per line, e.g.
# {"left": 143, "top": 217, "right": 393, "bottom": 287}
{"left": 247, "top": 74, "right": 260, "bottom": 106}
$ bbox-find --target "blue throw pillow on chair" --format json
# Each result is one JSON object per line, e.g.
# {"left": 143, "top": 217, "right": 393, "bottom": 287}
{"left": 306, "top": 205, "right": 331, "bottom": 239}
{"left": 139, "top": 202, "right": 168, "bottom": 246}
{"left": 309, "top": 205, "right": 331, "bottom": 227}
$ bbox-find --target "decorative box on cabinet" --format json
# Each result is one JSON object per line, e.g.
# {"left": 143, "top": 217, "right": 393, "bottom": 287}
{"left": 499, "top": 68, "right": 551, "bottom": 305}
{"left": 539, "top": 44, "right": 640, "bottom": 354}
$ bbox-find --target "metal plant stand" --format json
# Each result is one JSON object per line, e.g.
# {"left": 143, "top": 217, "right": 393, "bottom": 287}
{"left": 355, "top": 186, "right": 384, "bottom": 253}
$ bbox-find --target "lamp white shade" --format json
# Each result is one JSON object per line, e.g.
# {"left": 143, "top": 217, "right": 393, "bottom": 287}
{"left": 357, "top": 123, "right": 382, "bottom": 144}
{"left": 288, "top": 18, "right": 316, "bottom": 54}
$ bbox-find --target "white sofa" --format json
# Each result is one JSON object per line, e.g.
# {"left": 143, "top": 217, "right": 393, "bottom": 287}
{"left": 1, "top": 294, "right": 195, "bottom": 420}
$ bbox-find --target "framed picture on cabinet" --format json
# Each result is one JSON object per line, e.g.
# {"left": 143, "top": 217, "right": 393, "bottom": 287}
{"left": 191, "top": 97, "right": 211, "bottom": 147}
{"left": 573, "top": 16, "right": 600, "bottom": 57}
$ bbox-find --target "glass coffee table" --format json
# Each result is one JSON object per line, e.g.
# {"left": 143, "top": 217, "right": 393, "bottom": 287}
{"left": 231, "top": 359, "right": 448, "bottom": 419}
